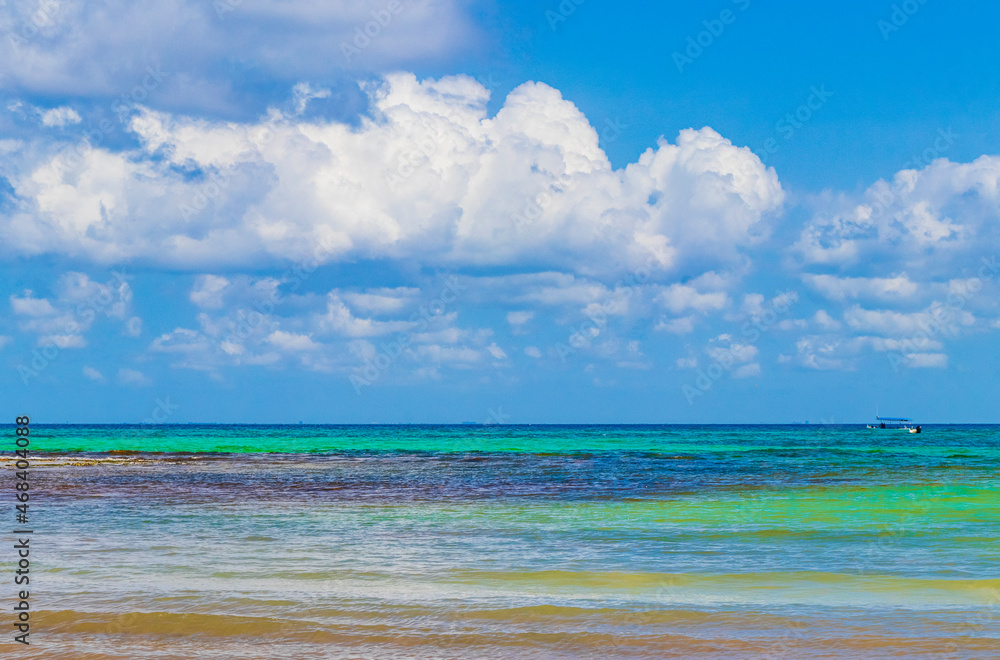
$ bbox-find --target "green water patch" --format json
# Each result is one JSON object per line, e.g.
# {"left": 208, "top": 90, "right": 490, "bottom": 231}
{"left": 16, "top": 424, "right": 1000, "bottom": 457}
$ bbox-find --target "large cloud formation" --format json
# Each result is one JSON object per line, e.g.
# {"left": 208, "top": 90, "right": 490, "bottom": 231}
{"left": 0, "top": 73, "right": 784, "bottom": 276}
{"left": 0, "top": 1, "right": 476, "bottom": 105}
{"left": 785, "top": 157, "right": 1000, "bottom": 371}
{"left": 794, "top": 155, "right": 1000, "bottom": 277}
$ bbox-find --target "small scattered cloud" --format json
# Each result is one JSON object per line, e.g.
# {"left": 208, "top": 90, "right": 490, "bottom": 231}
{"left": 40, "top": 106, "right": 82, "bottom": 127}
{"left": 777, "top": 319, "right": 808, "bottom": 331}
{"left": 316, "top": 293, "right": 414, "bottom": 337}
{"left": 126, "top": 317, "right": 143, "bottom": 337}
{"left": 656, "top": 316, "right": 696, "bottom": 334}
{"left": 118, "top": 368, "right": 152, "bottom": 386}
{"left": 901, "top": 353, "right": 948, "bottom": 369}
{"left": 41, "top": 334, "right": 86, "bottom": 349}
{"left": 804, "top": 274, "right": 919, "bottom": 302}
{"left": 83, "top": 366, "right": 105, "bottom": 382}
{"left": 813, "top": 310, "right": 841, "bottom": 331}
{"left": 10, "top": 293, "right": 57, "bottom": 317}
{"left": 507, "top": 311, "right": 534, "bottom": 326}
{"left": 732, "top": 363, "right": 761, "bottom": 378}
{"left": 486, "top": 342, "right": 507, "bottom": 360}
{"left": 658, "top": 284, "right": 728, "bottom": 315}
{"left": 790, "top": 336, "right": 852, "bottom": 371}
{"left": 706, "top": 335, "right": 758, "bottom": 366}
{"left": 615, "top": 340, "right": 652, "bottom": 370}
{"left": 341, "top": 288, "right": 418, "bottom": 314}
{"left": 190, "top": 275, "right": 231, "bottom": 309}
{"left": 265, "top": 330, "right": 320, "bottom": 352}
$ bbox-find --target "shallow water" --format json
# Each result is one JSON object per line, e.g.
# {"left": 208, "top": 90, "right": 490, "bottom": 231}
{"left": 3, "top": 425, "right": 999, "bottom": 658}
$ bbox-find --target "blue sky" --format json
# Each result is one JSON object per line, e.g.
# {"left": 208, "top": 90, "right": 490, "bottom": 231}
{"left": 2, "top": 0, "right": 999, "bottom": 423}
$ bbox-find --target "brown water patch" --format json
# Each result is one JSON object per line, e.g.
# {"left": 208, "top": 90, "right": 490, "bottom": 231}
{"left": 7, "top": 609, "right": 999, "bottom": 659}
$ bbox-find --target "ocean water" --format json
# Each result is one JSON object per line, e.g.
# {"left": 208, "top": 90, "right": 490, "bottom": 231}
{"left": 3, "top": 424, "right": 999, "bottom": 659}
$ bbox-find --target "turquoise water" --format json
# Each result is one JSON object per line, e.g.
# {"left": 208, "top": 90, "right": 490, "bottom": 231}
{"left": 5, "top": 424, "right": 1000, "bottom": 658}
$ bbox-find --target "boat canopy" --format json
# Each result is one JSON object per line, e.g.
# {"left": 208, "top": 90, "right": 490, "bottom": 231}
{"left": 876, "top": 416, "right": 911, "bottom": 422}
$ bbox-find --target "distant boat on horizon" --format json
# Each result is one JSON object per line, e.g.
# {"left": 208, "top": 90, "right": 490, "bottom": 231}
{"left": 867, "top": 415, "right": 921, "bottom": 433}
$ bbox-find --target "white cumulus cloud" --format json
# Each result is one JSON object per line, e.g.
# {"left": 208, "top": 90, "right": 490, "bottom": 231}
{"left": 794, "top": 156, "right": 1000, "bottom": 274}
{"left": 1, "top": 74, "right": 783, "bottom": 277}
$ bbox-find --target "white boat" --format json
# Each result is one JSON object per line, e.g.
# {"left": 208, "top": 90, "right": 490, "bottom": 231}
{"left": 867, "top": 416, "right": 921, "bottom": 433}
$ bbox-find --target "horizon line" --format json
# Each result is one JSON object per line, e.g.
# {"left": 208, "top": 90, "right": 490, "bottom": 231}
{"left": 4, "top": 421, "right": 995, "bottom": 426}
